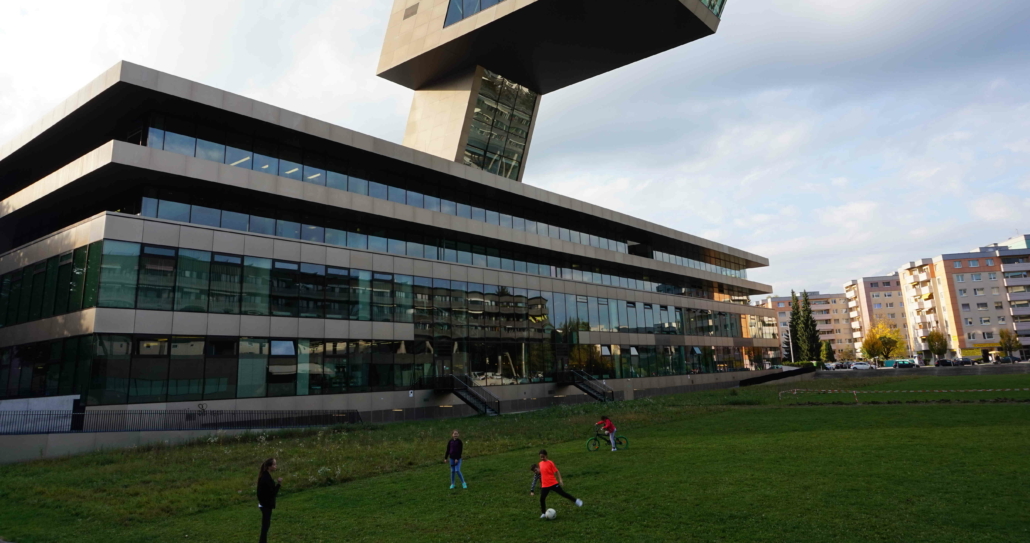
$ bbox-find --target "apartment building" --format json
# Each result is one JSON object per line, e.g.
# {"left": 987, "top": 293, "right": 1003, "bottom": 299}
{"left": 899, "top": 235, "right": 1030, "bottom": 360}
{"left": 843, "top": 275, "right": 910, "bottom": 359}
{"left": 760, "top": 292, "right": 852, "bottom": 360}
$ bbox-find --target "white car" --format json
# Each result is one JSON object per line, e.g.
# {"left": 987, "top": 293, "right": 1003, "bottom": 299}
{"left": 851, "top": 362, "right": 874, "bottom": 370}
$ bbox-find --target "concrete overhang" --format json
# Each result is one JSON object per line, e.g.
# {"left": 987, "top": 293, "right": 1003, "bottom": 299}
{"left": 378, "top": 0, "right": 721, "bottom": 93}
{"left": 1, "top": 141, "right": 773, "bottom": 297}
{"left": 0, "top": 61, "right": 767, "bottom": 271}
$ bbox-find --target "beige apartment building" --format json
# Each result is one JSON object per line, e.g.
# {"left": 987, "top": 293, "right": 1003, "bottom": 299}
{"left": 843, "top": 275, "right": 910, "bottom": 359}
{"left": 760, "top": 292, "right": 853, "bottom": 360}
{"left": 898, "top": 234, "right": 1030, "bottom": 361}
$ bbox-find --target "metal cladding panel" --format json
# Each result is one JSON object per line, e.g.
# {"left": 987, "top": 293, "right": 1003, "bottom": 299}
{"left": 379, "top": 0, "right": 718, "bottom": 93}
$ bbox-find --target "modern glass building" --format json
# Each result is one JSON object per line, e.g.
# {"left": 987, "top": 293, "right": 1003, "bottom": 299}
{"left": 0, "top": 1, "right": 779, "bottom": 419}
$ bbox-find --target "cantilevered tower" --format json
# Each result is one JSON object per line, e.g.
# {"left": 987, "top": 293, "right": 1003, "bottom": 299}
{"left": 379, "top": 0, "right": 727, "bottom": 180}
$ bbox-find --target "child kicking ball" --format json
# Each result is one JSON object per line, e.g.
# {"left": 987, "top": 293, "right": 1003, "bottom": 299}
{"left": 535, "top": 450, "right": 582, "bottom": 518}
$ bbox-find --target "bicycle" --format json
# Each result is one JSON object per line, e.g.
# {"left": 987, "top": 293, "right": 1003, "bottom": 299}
{"left": 586, "top": 427, "right": 628, "bottom": 451}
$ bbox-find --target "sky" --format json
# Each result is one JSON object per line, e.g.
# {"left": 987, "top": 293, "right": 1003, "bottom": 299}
{"left": 1, "top": 0, "right": 1028, "bottom": 297}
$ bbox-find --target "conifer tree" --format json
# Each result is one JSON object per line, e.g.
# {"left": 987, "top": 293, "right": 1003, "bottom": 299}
{"left": 783, "top": 291, "right": 801, "bottom": 363}
{"left": 797, "top": 291, "right": 819, "bottom": 361}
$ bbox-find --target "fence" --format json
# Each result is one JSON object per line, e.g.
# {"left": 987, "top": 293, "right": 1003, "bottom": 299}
{"left": 0, "top": 410, "right": 362, "bottom": 436}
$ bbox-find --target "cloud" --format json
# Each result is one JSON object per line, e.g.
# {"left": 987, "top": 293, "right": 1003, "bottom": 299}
{"left": 2, "top": 0, "right": 1029, "bottom": 299}
{"left": 969, "top": 194, "right": 1030, "bottom": 223}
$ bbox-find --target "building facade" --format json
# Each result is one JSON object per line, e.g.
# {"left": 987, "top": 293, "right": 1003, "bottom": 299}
{"left": 760, "top": 292, "right": 851, "bottom": 361}
{"left": 898, "top": 235, "right": 1030, "bottom": 361}
{"left": 0, "top": 55, "right": 777, "bottom": 416}
{"left": 843, "top": 274, "right": 910, "bottom": 360}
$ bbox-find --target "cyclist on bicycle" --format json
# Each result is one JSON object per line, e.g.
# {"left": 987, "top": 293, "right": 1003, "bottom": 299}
{"left": 595, "top": 415, "right": 617, "bottom": 452}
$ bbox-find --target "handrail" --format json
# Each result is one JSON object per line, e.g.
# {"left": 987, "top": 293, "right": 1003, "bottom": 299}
{"left": 454, "top": 375, "right": 501, "bottom": 414}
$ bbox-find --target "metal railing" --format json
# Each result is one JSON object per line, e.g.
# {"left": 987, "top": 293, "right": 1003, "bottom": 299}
{"left": 453, "top": 375, "right": 501, "bottom": 415}
{"left": 569, "top": 370, "right": 616, "bottom": 402}
{"left": 0, "top": 410, "right": 362, "bottom": 436}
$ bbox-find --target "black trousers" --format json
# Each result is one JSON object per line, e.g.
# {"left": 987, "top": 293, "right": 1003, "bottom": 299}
{"left": 540, "top": 484, "right": 577, "bottom": 513}
{"left": 259, "top": 507, "right": 273, "bottom": 543}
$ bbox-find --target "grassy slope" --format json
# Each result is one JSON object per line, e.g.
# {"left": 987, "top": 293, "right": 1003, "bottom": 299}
{"left": 2, "top": 375, "right": 1029, "bottom": 542}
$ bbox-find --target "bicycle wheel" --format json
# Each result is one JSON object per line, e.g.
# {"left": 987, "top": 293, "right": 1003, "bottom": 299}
{"left": 586, "top": 437, "right": 601, "bottom": 452}
{"left": 615, "top": 436, "right": 628, "bottom": 450}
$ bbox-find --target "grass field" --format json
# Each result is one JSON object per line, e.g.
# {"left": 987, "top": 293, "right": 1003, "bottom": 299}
{"left": 2, "top": 374, "right": 1029, "bottom": 543}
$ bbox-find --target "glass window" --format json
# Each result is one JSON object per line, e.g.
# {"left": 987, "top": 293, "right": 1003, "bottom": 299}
{"left": 203, "top": 339, "right": 237, "bottom": 400}
{"left": 267, "top": 340, "right": 297, "bottom": 397}
{"left": 325, "top": 267, "right": 350, "bottom": 320}
{"left": 209, "top": 254, "right": 242, "bottom": 314}
{"left": 221, "top": 210, "right": 249, "bottom": 232}
{"left": 174, "top": 249, "right": 211, "bottom": 312}
{"left": 270, "top": 261, "right": 300, "bottom": 317}
{"left": 242, "top": 257, "right": 272, "bottom": 316}
{"left": 298, "top": 263, "right": 326, "bottom": 319}
{"left": 249, "top": 214, "right": 276, "bottom": 236}
{"left": 166, "top": 337, "right": 204, "bottom": 402}
{"left": 136, "top": 245, "right": 177, "bottom": 311}
{"left": 98, "top": 241, "right": 141, "bottom": 309}
{"left": 369, "top": 181, "right": 388, "bottom": 200}
{"left": 157, "top": 200, "right": 191, "bottom": 223}
{"left": 237, "top": 338, "right": 268, "bottom": 398}
{"left": 88, "top": 335, "right": 132, "bottom": 405}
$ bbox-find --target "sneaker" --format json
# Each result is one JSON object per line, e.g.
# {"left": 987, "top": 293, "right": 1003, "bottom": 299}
{"left": 449, "top": 484, "right": 455, "bottom": 489}
{"left": 540, "top": 514, "right": 547, "bottom": 519}
{"left": 611, "top": 448, "right": 617, "bottom": 452}
{"left": 575, "top": 499, "right": 583, "bottom": 507}
{"left": 462, "top": 482, "right": 467, "bottom": 489}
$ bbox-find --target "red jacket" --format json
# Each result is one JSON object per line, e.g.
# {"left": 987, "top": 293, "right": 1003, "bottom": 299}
{"left": 597, "top": 419, "right": 616, "bottom": 433}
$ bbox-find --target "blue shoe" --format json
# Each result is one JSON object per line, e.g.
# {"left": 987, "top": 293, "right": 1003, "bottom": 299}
{"left": 449, "top": 484, "right": 455, "bottom": 489}
{"left": 462, "top": 482, "right": 467, "bottom": 489}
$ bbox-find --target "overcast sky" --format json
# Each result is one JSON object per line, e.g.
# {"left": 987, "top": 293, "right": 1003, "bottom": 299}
{"left": 1, "top": 0, "right": 1028, "bottom": 296}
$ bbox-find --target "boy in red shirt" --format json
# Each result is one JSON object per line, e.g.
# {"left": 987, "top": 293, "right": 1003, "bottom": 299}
{"left": 537, "top": 450, "right": 583, "bottom": 518}
{"left": 596, "top": 415, "right": 617, "bottom": 451}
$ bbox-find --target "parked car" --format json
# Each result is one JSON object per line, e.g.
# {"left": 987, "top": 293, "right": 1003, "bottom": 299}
{"left": 955, "top": 357, "right": 973, "bottom": 366}
{"left": 851, "top": 362, "right": 874, "bottom": 370}
{"left": 997, "top": 356, "right": 1017, "bottom": 364}
{"left": 935, "top": 359, "right": 955, "bottom": 367}
{"left": 895, "top": 360, "right": 917, "bottom": 369}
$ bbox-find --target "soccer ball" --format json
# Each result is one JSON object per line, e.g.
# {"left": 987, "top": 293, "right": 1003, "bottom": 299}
{"left": 545, "top": 508, "right": 557, "bottom": 520}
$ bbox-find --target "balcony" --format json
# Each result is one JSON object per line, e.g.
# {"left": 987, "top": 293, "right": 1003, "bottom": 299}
{"left": 1016, "top": 322, "right": 1030, "bottom": 332}
{"left": 1004, "top": 277, "right": 1030, "bottom": 288}
{"left": 1011, "top": 307, "right": 1030, "bottom": 317}
{"left": 910, "top": 272, "right": 929, "bottom": 283}
{"left": 852, "top": 331, "right": 862, "bottom": 339}
{"left": 1001, "top": 262, "right": 1030, "bottom": 273}
{"left": 817, "top": 323, "right": 834, "bottom": 332}
{"left": 1009, "top": 292, "right": 1030, "bottom": 302}
{"left": 909, "top": 300, "right": 933, "bottom": 311}
{"left": 846, "top": 290, "right": 857, "bottom": 299}
{"left": 849, "top": 310, "right": 859, "bottom": 319}
{"left": 851, "top": 321, "right": 862, "bottom": 330}
{"left": 848, "top": 300, "right": 858, "bottom": 309}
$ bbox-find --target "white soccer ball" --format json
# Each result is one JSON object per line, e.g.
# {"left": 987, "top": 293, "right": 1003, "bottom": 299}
{"left": 545, "top": 508, "right": 557, "bottom": 520}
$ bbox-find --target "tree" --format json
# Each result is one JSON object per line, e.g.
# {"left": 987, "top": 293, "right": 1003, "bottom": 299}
{"left": 925, "top": 329, "right": 949, "bottom": 361}
{"left": 782, "top": 291, "right": 801, "bottom": 363}
{"left": 820, "top": 340, "right": 836, "bottom": 363}
{"left": 861, "top": 335, "right": 884, "bottom": 362}
{"left": 999, "top": 328, "right": 1021, "bottom": 358}
{"left": 839, "top": 345, "right": 857, "bottom": 361}
{"left": 797, "top": 292, "right": 820, "bottom": 362}
{"left": 867, "top": 319, "right": 904, "bottom": 362}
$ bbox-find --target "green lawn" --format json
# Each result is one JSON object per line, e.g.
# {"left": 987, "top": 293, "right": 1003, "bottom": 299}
{"left": 2, "top": 375, "right": 1029, "bottom": 542}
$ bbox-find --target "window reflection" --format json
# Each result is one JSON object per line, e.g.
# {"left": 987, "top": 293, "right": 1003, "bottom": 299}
{"left": 138, "top": 115, "right": 761, "bottom": 279}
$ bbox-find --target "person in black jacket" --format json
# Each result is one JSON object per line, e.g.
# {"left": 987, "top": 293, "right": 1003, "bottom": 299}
{"left": 443, "top": 429, "right": 467, "bottom": 489}
{"left": 257, "top": 457, "right": 282, "bottom": 543}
